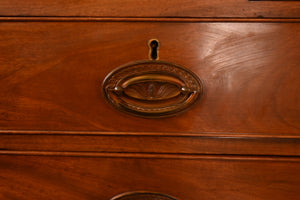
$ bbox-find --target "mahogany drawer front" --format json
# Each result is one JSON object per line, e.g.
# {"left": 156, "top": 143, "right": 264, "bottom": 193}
{"left": 0, "top": 22, "right": 299, "bottom": 136}
{"left": 0, "top": 154, "right": 299, "bottom": 200}
{"left": 0, "top": 0, "right": 299, "bottom": 18}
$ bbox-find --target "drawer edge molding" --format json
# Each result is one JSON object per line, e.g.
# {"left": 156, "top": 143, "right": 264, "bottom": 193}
{"left": 1, "top": 133, "right": 300, "bottom": 156}
{"left": 0, "top": 0, "right": 299, "bottom": 18}
{"left": 1, "top": 150, "right": 300, "bottom": 161}
{"left": 1, "top": 130, "right": 300, "bottom": 138}
{"left": 0, "top": 17, "right": 300, "bottom": 23}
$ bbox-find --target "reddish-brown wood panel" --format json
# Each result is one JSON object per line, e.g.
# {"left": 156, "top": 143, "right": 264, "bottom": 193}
{"left": 0, "top": 22, "right": 299, "bottom": 134}
{"left": 0, "top": 154, "right": 299, "bottom": 200}
{"left": 0, "top": 0, "right": 299, "bottom": 18}
{"left": 0, "top": 132, "right": 300, "bottom": 156}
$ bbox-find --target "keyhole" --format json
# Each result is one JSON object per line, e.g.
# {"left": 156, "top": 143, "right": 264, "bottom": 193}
{"left": 148, "top": 39, "right": 159, "bottom": 60}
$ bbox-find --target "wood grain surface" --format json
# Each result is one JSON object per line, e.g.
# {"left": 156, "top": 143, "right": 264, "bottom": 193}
{"left": 0, "top": 131, "right": 300, "bottom": 156}
{"left": 1, "top": 17, "right": 300, "bottom": 23}
{"left": 0, "top": 0, "right": 299, "bottom": 18}
{"left": 1, "top": 1, "right": 299, "bottom": 199}
{"left": 0, "top": 22, "right": 299, "bottom": 134}
{"left": 0, "top": 155, "right": 299, "bottom": 200}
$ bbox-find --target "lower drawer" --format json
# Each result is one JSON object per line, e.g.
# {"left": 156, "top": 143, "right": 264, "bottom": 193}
{"left": 0, "top": 154, "right": 299, "bottom": 200}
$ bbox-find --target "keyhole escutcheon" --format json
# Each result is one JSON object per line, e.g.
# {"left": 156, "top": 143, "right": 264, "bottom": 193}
{"left": 148, "top": 39, "right": 160, "bottom": 60}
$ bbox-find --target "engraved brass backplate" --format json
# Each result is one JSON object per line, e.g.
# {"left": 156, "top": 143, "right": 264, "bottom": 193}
{"left": 110, "top": 191, "right": 179, "bottom": 200}
{"left": 102, "top": 60, "right": 203, "bottom": 118}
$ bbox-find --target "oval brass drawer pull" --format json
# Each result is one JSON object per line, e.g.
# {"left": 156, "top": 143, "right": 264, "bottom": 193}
{"left": 110, "top": 191, "right": 179, "bottom": 200}
{"left": 102, "top": 39, "right": 203, "bottom": 118}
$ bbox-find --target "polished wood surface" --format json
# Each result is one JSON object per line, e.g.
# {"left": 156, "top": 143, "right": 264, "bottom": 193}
{"left": 0, "top": 155, "right": 299, "bottom": 200}
{"left": 0, "top": 1, "right": 299, "bottom": 199}
{"left": 1, "top": 131, "right": 300, "bottom": 156}
{"left": 0, "top": 0, "right": 299, "bottom": 18}
{"left": 1, "top": 17, "right": 300, "bottom": 23}
{"left": 0, "top": 22, "right": 299, "bottom": 134}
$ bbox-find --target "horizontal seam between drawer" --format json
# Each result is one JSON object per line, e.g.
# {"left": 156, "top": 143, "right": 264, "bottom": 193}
{"left": 1, "top": 130, "right": 300, "bottom": 139}
{"left": 0, "top": 16, "right": 299, "bottom": 23}
{"left": 0, "top": 150, "right": 300, "bottom": 161}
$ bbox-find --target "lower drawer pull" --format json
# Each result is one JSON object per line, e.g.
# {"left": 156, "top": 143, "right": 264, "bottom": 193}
{"left": 110, "top": 191, "right": 179, "bottom": 200}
